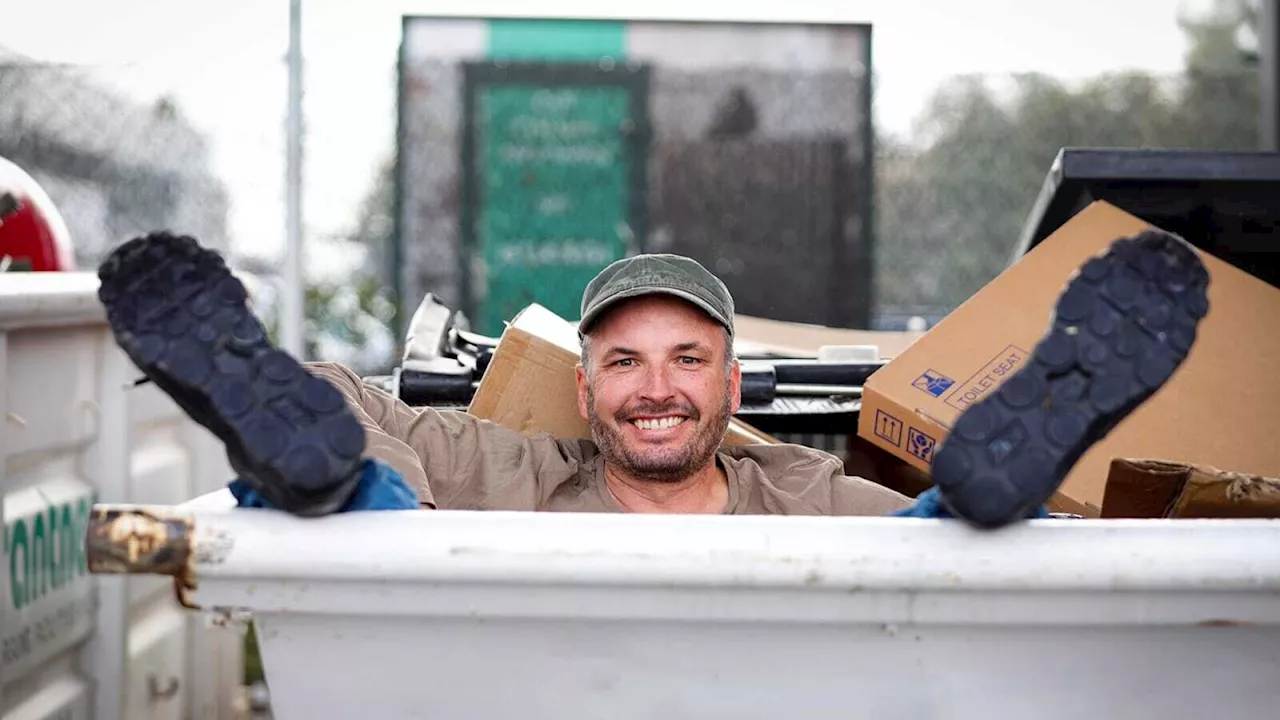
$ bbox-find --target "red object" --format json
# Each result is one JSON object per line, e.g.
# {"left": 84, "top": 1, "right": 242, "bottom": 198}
{"left": 0, "top": 155, "right": 76, "bottom": 272}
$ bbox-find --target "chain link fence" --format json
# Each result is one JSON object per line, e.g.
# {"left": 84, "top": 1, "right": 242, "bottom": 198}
{"left": 0, "top": 57, "right": 231, "bottom": 269}
{"left": 0, "top": 49, "right": 397, "bottom": 376}
{"left": 874, "top": 68, "right": 1260, "bottom": 328}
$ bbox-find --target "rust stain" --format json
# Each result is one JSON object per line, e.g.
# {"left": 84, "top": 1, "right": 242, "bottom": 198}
{"left": 86, "top": 505, "right": 200, "bottom": 609}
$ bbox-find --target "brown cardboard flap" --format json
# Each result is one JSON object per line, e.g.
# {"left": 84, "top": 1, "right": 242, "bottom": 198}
{"left": 1100, "top": 459, "right": 1192, "bottom": 518}
{"left": 1102, "top": 458, "right": 1280, "bottom": 519}
{"left": 1172, "top": 466, "right": 1280, "bottom": 518}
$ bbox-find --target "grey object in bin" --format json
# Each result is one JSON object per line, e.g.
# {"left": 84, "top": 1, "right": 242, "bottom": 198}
{"left": 393, "top": 293, "right": 478, "bottom": 404}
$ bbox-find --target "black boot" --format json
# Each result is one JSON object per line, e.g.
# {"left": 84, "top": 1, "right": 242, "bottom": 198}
{"left": 931, "top": 229, "right": 1210, "bottom": 528}
{"left": 98, "top": 232, "right": 365, "bottom": 516}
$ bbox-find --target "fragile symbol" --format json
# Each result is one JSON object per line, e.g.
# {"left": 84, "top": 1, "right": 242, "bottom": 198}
{"left": 907, "top": 427, "right": 937, "bottom": 463}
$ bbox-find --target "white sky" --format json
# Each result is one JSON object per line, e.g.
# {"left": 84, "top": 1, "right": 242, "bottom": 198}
{"left": 0, "top": 0, "right": 1206, "bottom": 265}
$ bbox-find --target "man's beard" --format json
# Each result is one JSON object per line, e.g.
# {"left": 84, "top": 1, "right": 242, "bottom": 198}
{"left": 586, "top": 382, "right": 733, "bottom": 484}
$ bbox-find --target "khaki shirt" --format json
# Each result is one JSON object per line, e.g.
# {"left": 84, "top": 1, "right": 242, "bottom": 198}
{"left": 307, "top": 361, "right": 911, "bottom": 516}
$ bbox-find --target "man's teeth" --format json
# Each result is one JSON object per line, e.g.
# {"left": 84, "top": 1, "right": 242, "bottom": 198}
{"left": 633, "top": 417, "right": 685, "bottom": 430}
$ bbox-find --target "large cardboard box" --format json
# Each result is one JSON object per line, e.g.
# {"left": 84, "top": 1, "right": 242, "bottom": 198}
{"left": 857, "top": 201, "right": 1280, "bottom": 517}
{"left": 469, "top": 304, "right": 776, "bottom": 445}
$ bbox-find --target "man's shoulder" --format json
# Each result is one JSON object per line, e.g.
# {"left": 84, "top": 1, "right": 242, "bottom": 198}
{"left": 720, "top": 443, "right": 910, "bottom": 515}
{"left": 720, "top": 442, "right": 844, "bottom": 470}
{"left": 719, "top": 443, "right": 845, "bottom": 490}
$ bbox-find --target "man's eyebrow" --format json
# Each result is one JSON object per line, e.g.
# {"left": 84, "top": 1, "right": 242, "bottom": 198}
{"left": 674, "top": 342, "right": 710, "bottom": 353}
{"left": 599, "top": 343, "right": 709, "bottom": 358}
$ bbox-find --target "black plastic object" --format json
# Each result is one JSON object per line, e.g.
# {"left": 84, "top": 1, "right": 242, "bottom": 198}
{"left": 475, "top": 349, "right": 494, "bottom": 379}
{"left": 771, "top": 360, "right": 887, "bottom": 387}
{"left": 739, "top": 366, "right": 777, "bottom": 404}
{"left": 1016, "top": 148, "right": 1280, "bottom": 288}
{"left": 398, "top": 370, "right": 474, "bottom": 406}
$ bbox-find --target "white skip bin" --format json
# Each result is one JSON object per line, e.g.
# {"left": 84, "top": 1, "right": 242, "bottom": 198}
{"left": 87, "top": 497, "right": 1280, "bottom": 720}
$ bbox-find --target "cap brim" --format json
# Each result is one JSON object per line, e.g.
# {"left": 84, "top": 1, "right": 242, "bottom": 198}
{"left": 579, "top": 287, "right": 732, "bottom": 336}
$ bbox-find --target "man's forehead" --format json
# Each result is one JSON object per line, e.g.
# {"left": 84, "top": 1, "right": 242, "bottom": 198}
{"left": 592, "top": 293, "right": 718, "bottom": 330}
{"left": 598, "top": 338, "right": 714, "bottom": 355}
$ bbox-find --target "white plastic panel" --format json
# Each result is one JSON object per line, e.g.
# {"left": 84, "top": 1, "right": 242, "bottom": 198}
{"left": 1, "top": 481, "right": 96, "bottom": 720}
{"left": 3, "top": 328, "right": 100, "bottom": 459}
{"left": 2, "top": 323, "right": 101, "bottom": 720}
{"left": 3, "top": 673, "right": 90, "bottom": 720}
{"left": 124, "top": 601, "right": 187, "bottom": 720}
{"left": 2, "top": 274, "right": 243, "bottom": 720}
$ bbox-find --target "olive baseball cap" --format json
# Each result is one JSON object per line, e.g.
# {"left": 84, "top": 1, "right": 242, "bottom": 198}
{"left": 579, "top": 254, "right": 735, "bottom": 337}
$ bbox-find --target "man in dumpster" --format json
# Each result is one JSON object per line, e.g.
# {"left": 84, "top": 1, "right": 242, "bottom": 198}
{"left": 95, "top": 229, "right": 1208, "bottom": 528}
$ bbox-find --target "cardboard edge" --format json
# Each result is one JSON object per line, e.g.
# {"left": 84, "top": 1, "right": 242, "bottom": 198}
{"left": 466, "top": 327, "right": 532, "bottom": 419}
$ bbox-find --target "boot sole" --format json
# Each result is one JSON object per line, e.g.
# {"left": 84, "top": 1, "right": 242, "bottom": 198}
{"left": 931, "top": 229, "right": 1210, "bottom": 528}
{"left": 98, "top": 233, "right": 364, "bottom": 516}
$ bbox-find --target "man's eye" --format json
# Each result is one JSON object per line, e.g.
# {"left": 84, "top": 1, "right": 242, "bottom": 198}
{"left": 678, "top": 356, "right": 702, "bottom": 365}
{"left": 614, "top": 358, "right": 635, "bottom": 367}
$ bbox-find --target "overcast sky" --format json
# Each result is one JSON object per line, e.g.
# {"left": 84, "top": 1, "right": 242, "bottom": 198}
{"left": 0, "top": 0, "right": 1205, "bottom": 263}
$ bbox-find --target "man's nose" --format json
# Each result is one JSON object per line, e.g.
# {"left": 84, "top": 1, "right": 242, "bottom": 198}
{"left": 638, "top": 364, "right": 676, "bottom": 402}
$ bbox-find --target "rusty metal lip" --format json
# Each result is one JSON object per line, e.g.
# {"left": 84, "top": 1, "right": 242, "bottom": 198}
{"left": 86, "top": 504, "right": 199, "bottom": 608}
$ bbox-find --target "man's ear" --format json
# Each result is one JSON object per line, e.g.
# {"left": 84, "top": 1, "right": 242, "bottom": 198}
{"left": 576, "top": 364, "right": 590, "bottom": 421}
{"left": 728, "top": 359, "right": 742, "bottom": 414}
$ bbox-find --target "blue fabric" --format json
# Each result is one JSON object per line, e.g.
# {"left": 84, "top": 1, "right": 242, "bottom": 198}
{"left": 230, "top": 458, "right": 419, "bottom": 512}
{"left": 891, "top": 486, "right": 1050, "bottom": 520}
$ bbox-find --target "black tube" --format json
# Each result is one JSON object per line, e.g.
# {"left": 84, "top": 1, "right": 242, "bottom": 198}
{"left": 739, "top": 366, "right": 777, "bottom": 404}
{"left": 399, "top": 370, "right": 475, "bottom": 405}
{"left": 771, "top": 361, "right": 887, "bottom": 387}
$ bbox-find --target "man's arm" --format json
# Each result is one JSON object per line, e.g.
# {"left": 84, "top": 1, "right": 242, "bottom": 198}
{"left": 304, "top": 361, "right": 582, "bottom": 510}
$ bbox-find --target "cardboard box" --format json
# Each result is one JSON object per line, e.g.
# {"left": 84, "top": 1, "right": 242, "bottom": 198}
{"left": 469, "top": 303, "right": 776, "bottom": 445}
{"left": 857, "top": 201, "right": 1280, "bottom": 517}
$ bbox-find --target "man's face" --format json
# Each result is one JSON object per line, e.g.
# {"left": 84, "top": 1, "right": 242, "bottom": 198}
{"left": 576, "top": 295, "right": 741, "bottom": 483}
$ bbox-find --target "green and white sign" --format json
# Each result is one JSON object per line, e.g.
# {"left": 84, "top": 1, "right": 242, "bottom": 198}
{"left": 3, "top": 479, "right": 97, "bottom": 681}
{"left": 474, "top": 82, "right": 636, "bottom": 332}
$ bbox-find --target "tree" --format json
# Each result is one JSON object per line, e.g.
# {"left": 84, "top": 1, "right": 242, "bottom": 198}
{"left": 349, "top": 155, "right": 397, "bottom": 288}
{"left": 875, "top": 0, "right": 1260, "bottom": 317}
